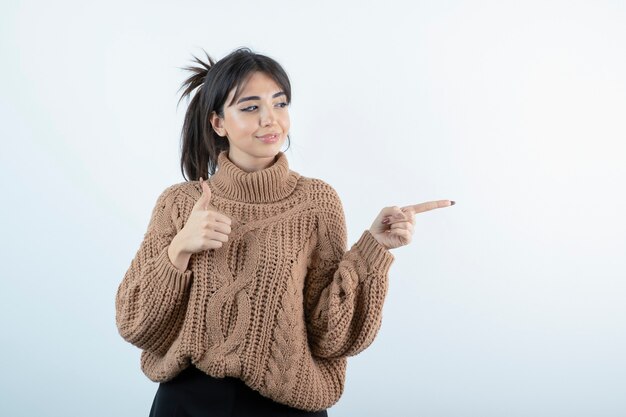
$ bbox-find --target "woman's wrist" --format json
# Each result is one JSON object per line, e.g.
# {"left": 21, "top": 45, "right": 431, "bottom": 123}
{"left": 168, "top": 235, "right": 192, "bottom": 272}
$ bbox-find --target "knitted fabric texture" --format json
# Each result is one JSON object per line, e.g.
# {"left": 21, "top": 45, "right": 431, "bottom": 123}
{"left": 115, "top": 150, "right": 395, "bottom": 412}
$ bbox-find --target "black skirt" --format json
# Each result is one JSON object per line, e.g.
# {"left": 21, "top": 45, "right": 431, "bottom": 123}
{"left": 148, "top": 365, "right": 329, "bottom": 417}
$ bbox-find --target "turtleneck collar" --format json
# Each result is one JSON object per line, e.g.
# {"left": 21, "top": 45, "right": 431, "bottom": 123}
{"left": 210, "top": 150, "right": 300, "bottom": 203}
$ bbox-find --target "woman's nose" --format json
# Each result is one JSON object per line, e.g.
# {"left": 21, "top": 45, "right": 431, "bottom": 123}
{"left": 260, "top": 107, "right": 276, "bottom": 126}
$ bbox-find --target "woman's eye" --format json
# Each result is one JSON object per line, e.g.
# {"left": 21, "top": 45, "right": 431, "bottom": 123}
{"left": 241, "top": 102, "right": 289, "bottom": 112}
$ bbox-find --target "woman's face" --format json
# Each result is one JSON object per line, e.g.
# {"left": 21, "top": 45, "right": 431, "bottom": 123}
{"left": 210, "top": 71, "right": 290, "bottom": 171}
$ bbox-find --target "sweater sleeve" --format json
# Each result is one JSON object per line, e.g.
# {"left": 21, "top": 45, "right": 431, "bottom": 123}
{"left": 115, "top": 185, "right": 193, "bottom": 353}
{"left": 303, "top": 183, "right": 395, "bottom": 359}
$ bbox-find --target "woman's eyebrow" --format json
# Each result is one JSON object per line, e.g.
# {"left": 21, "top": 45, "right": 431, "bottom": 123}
{"left": 236, "top": 91, "right": 286, "bottom": 104}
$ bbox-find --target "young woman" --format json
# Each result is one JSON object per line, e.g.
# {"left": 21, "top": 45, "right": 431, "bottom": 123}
{"left": 115, "top": 47, "right": 455, "bottom": 417}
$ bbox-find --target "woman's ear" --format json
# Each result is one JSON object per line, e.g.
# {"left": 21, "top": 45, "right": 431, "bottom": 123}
{"left": 209, "top": 111, "right": 225, "bottom": 137}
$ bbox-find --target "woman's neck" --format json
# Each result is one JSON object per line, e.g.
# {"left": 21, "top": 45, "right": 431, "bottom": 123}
{"left": 210, "top": 150, "right": 300, "bottom": 203}
{"left": 226, "top": 149, "right": 278, "bottom": 173}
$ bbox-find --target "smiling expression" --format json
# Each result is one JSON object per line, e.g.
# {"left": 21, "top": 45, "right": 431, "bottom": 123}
{"left": 210, "top": 71, "right": 290, "bottom": 172}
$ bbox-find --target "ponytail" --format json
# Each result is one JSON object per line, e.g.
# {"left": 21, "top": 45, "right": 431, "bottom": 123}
{"left": 177, "top": 50, "right": 225, "bottom": 181}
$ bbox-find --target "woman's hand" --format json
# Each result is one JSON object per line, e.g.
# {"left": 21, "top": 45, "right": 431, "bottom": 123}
{"left": 171, "top": 178, "right": 233, "bottom": 255}
{"left": 368, "top": 200, "right": 455, "bottom": 250}
{"left": 168, "top": 178, "right": 233, "bottom": 272}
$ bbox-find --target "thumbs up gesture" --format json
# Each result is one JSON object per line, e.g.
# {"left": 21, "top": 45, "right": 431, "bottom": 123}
{"left": 368, "top": 200, "right": 455, "bottom": 250}
{"left": 173, "top": 177, "right": 233, "bottom": 255}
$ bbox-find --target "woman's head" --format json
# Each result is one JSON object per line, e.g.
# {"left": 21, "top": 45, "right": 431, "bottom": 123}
{"left": 177, "top": 47, "right": 292, "bottom": 180}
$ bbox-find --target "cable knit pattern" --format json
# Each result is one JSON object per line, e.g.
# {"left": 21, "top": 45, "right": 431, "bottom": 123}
{"left": 115, "top": 150, "right": 395, "bottom": 412}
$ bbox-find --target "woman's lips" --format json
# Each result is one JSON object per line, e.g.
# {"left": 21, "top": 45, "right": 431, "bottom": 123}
{"left": 256, "top": 133, "right": 279, "bottom": 143}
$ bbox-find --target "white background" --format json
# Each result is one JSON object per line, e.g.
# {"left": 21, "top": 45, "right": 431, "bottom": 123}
{"left": 1, "top": 1, "right": 625, "bottom": 416}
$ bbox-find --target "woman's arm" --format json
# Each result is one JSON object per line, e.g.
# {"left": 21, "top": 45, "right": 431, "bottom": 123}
{"left": 304, "top": 183, "right": 395, "bottom": 359}
{"left": 115, "top": 185, "right": 193, "bottom": 353}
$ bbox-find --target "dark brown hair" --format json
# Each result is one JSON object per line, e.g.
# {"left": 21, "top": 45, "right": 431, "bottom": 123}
{"left": 176, "top": 47, "right": 292, "bottom": 181}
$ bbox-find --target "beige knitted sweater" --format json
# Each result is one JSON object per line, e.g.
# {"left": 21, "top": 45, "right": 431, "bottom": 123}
{"left": 115, "top": 150, "right": 395, "bottom": 411}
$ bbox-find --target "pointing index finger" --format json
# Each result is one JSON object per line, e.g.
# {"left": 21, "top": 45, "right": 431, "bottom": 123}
{"left": 401, "top": 200, "right": 455, "bottom": 214}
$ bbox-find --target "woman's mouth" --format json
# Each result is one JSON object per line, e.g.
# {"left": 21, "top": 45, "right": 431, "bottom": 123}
{"left": 256, "top": 133, "right": 280, "bottom": 144}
